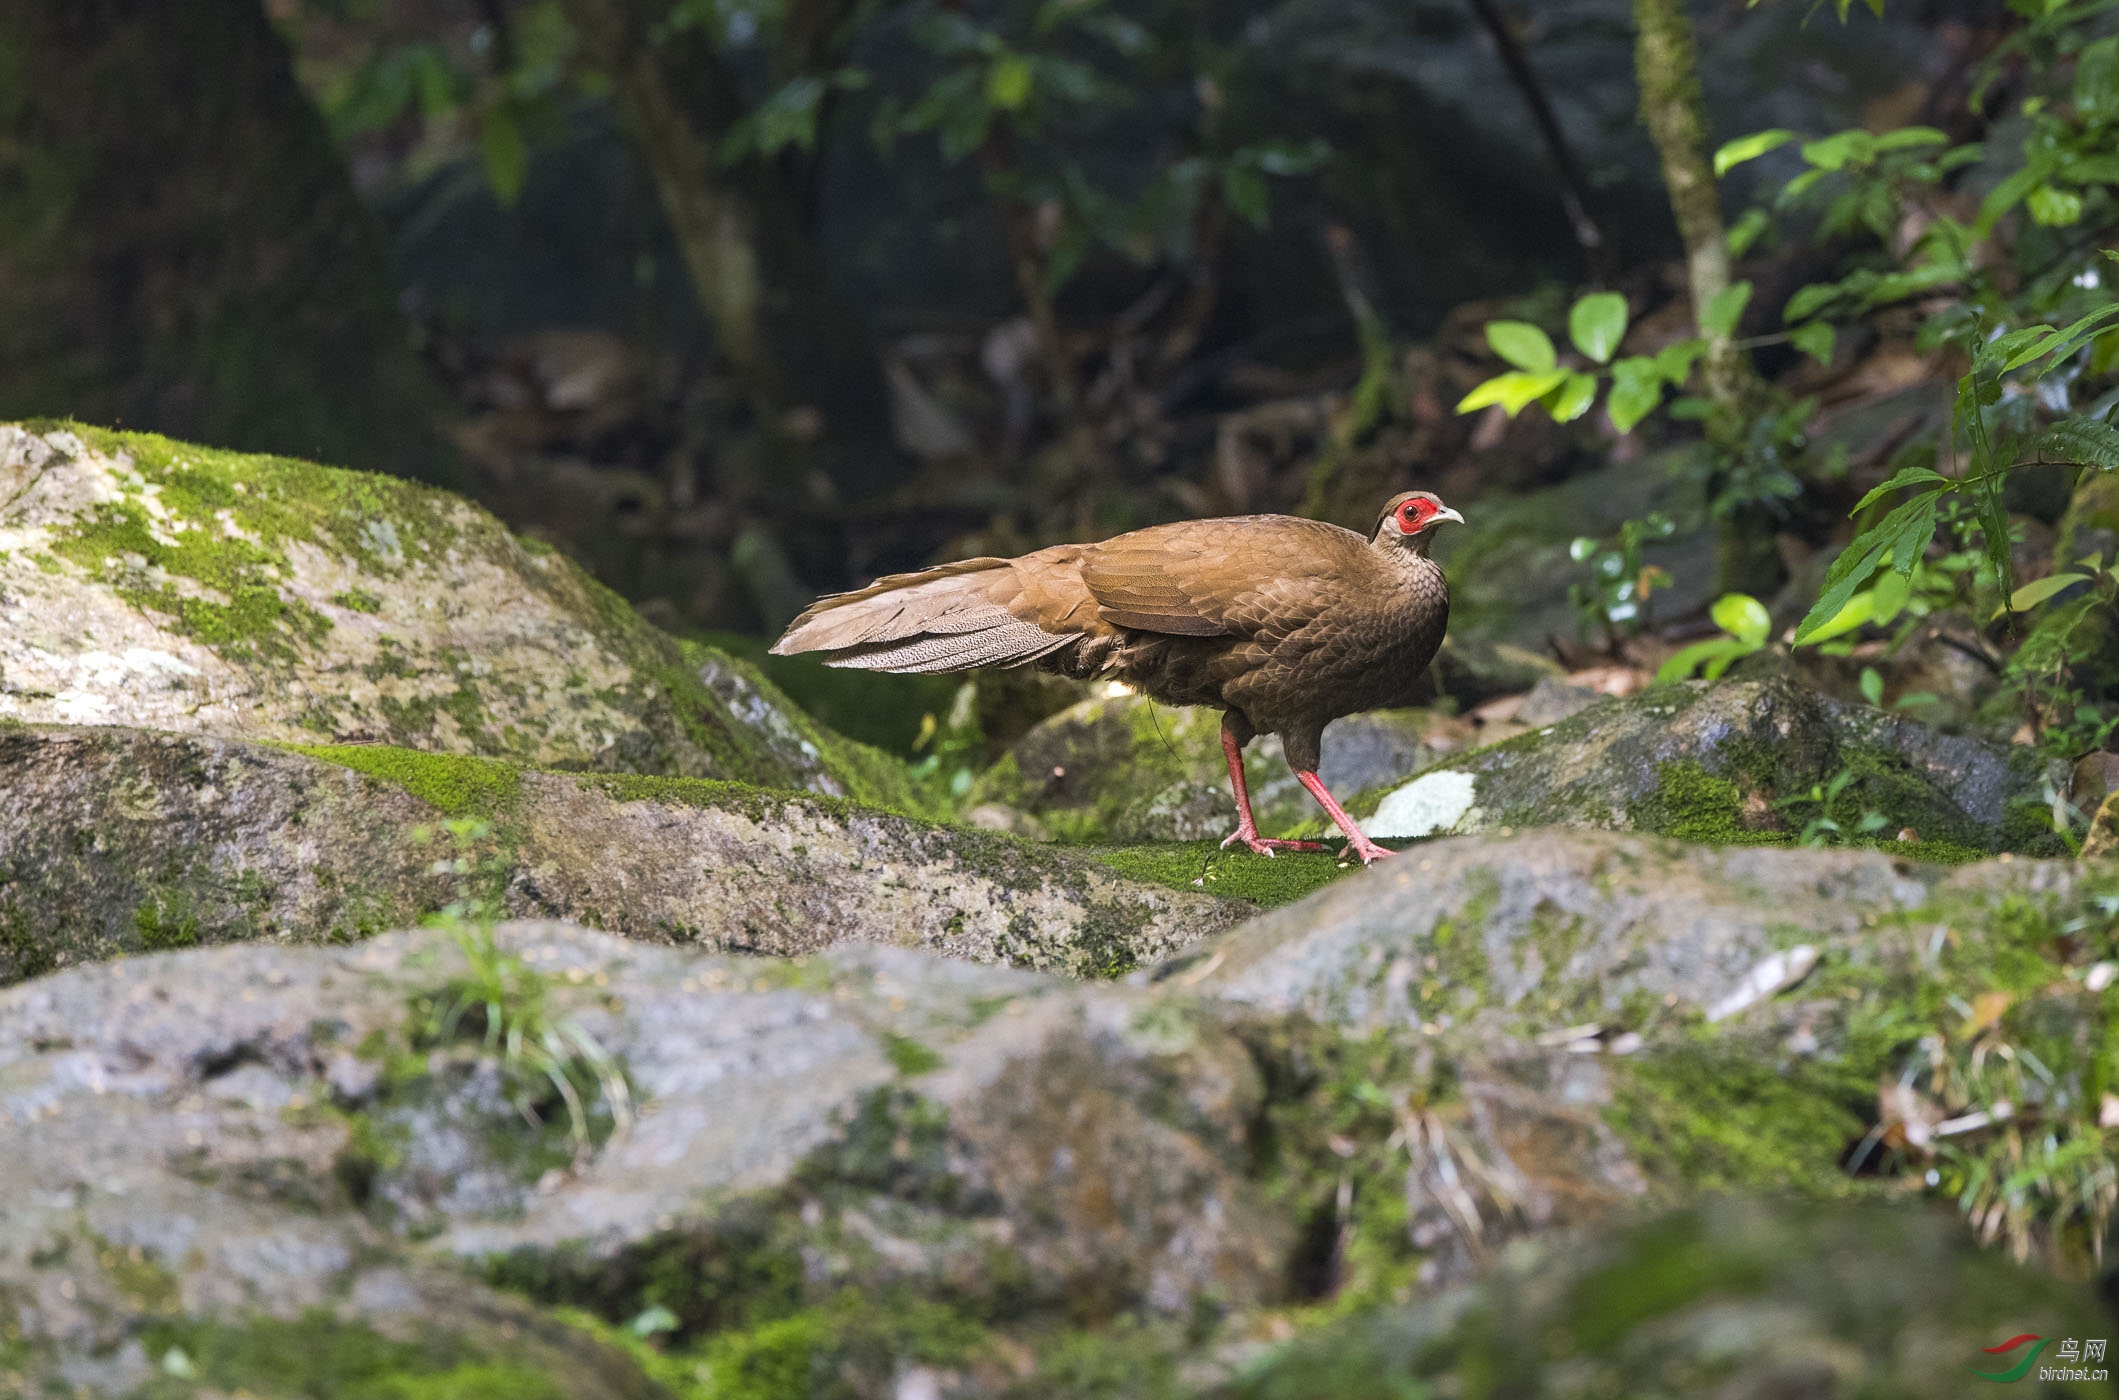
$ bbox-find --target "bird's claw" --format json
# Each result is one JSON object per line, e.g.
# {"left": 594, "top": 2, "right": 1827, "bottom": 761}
{"left": 1345, "top": 837, "right": 1394, "bottom": 865}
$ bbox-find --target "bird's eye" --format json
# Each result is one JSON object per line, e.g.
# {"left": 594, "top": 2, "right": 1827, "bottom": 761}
{"left": 1397, "top": 500, "right": 1426, "bottom": 530}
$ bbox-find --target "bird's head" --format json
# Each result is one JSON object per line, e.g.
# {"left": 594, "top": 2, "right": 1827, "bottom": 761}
{"left": 1373, "top": 491, "right": 1464, "bottom": 556}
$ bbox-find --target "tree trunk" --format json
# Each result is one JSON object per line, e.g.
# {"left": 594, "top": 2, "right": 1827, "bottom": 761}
{"left": 1631, "top": 0, "right": 1778, "bottom": 593}
{"left": 0, "top": 0, "right": 454, "bottom": 482}
{"left": 555, "top": 0, "right": 904, "bottom": 511}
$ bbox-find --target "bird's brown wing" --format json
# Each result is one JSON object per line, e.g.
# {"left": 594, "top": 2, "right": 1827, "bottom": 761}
{"left": 1080, "top": 515, "right": 1368, "bottom": 641}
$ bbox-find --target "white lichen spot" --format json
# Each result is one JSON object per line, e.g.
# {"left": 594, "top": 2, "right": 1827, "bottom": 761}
{"left": 361, "top": 519, "right": 404, "bottom": 567}
{"left": 1366, "top": 769, "right": 1478, "bottom": 839}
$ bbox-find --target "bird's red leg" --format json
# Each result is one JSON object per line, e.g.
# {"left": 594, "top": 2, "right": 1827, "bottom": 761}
{"left": 1295, "top": 770, "right": 1393, "bottom": 865}
{"left": 1219, "top": 724, "right": 1327, "bottom": 856}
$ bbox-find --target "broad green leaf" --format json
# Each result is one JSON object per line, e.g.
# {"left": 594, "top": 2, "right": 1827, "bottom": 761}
{"left": 1870, "top": 568, "right": 1910, "bottom": 625}
{"left": 1544, "top": 371, "right": 1600, "bottom": 423}
{"left": 1455, "top": 370, "right": 1569, "bottom": 416}
{"left": 1798, "top": 588, "right": 1876, "bottom": 645}
{"left": 1607, "top": 358, "right": 1666, "bottom": 433}
{"left": 1727, "top": 208, "right": 1773, "bottom": 258}
{"left": 1713, "top": 129, "right": 1796, "bottom": 176}
{"left": 987, "top": 54, "right": 1035, "bottom": 109}
{"left": 1700, "top": 281, "right": 1753, "bottom": 339}
{"left": 1784, "top": 281, "right": 1843, "bottom": 322}
{"left": 479, "top": 104, "right": 528, "bottom": 205}
{"left": 1870, "top": 127, "right": 1949, "bottom": 154}
{"left": 1788, "top": 321, "right": 1835, "bottom": 365}
{"left": 2026, "top": 184, "right": 2085, "bottom": 227}
{"left": 1653, "top": 340, "right": 1707, "bottom": 385}
{"left": 1486, "top": 321, "right": 1557, "bottom": 374}
{"left": 1800, "top": 130, "right": 1874, "bottom": 171}
{"left": 1711, "top": 593, "right": 1773, "bottom": 647}
{"left": 2076, "top": 35, "right": 2119, "bottom": 121}
{"left": 1859, "top": 667, "right": 1885, "bottom": 707}
{"left": 1974, "top": 163, "right": 2045, "bottom": 239}
{"left": 2009, "top": 573, "right": 2090, "bottom": 612}
{"left": 1568, "top": 293, "right": 1629, "bottom": 363}
{"left": 2020, "top": 304, "right": 2119, "bottom": 370}
{"left": 1221, "top": 164, "right": 1269, "bottom": 228}
{"left": 2037, "top": 416, "right": 2119, "bottom": 471}
{"left": 1655, "top": 637, "right": 1750, "bottom": 685}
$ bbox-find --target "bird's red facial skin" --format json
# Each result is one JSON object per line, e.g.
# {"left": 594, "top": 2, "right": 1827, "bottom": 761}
{"left": 1396, "top": 499, "right": 1433, "bottom": 533}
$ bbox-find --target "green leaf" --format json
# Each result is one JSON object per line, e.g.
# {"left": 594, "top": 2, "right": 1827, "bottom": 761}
{"left": 2036, "top": 416, "right": 2119, "bottom": 471}
{"left": 1859, "top": 667, "right": 1885, "bottom": 707}
{"left": 2026, "top": 184, "right": 2085, "bottom": 227}
{"left": 479, "top": 104, "right": 528, "bottom": 205}
{"left": 1221, "top": 164, "right": 1269, "bottom": 228}
{"left": 1653, "top": 340, "right": 1707, "bottom": 385}
{"left": 1870, "top": 127, "right": 1949, "bottom": 154}
{"left": 1871, "top": 568, "right": 1910, "bottom": 625}
{"left": 987, "top": 54, "right": 1035, "bottom": 110}
{"left": 2009, "top": 572, "right": 2090, "bottom": 612}
{"left": 1783, "top": 281, "right": 1845, "bottom": 322}
{"left": 1714, "top": 129, "right": 1796, "bottom": 176}
{"left": 2076, "top": 35, "right": 2119, "bottom": 121}
{"left": 1655, "top": 637, "right": 1750, "bottom": 685}
{"left": 1797, "top": 588, "right": 1876, "bottom": 646}
{"left": 1544, "top": 371, "right": 1600, "bottom": 423}
{"left": 1726, "top": 208, "right": 1773, "bottom": 258}
{"left": 1455, "top": 370, "right": 1569, "bottom": 417}
{"left": 1800, "top": 130, "right": 1874, "bottom": 171}
{"left": 1788, "top": 321, "right": 1835, "bottom": 365}
{"left": 1700, "top": 281, "right": 1753, "bottom": 339}
{"left": 1486, "top": 321, "right": 1557, "bottom": 374}
{"left": 1568, "top": 293, "right": 1629, "bottom": 363}
{"left": 1974, "top": 163, "right": 2044, "bottom": 239}
{"left": 1852, "top": 463, "right": 1949, "bottom": 513}
{"left": 1793, "top": 484, "right": 1948, "bottom": 643}
{"left": 1607, "top": 358, "right": 1666, "bottom": 433}
{"left": 1710, "top": 592, "right": 1772, "bottom": 647}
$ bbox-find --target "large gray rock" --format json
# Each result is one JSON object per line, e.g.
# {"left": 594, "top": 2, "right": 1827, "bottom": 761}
{"left": 1230, "top": 1194, "right": 2111, "bottom": 1400}
{"left": 0, "top": 725, "right": 1245, "bottom": 984}
{"left": 0, "top": 924, "right": 1295, "bottom": 1393}
{"left": 0, "top": 424, "right": 919, "bottom": 808}
{"left": 1358, "top": 675, "right": 2063, "bottom": 855}
{"left": 5, "top": 822, "right": 2116, "bottom": 1395}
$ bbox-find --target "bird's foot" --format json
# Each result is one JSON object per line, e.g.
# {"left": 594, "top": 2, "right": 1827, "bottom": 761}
{"left": 1340, "top": 835, "right": 1395, "bottom": 865}
{"left": 1219, "top": 828, "right": 1328, "bottom": 857}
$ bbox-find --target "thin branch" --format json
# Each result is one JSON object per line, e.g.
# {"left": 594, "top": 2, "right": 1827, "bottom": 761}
{"left": 1463, "top": 0, "right": 1618, "bottom": 285}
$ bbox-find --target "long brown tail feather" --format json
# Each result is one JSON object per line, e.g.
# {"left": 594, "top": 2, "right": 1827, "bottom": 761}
{"left": 771, "top": 555, "right": 1086, "bottom": 673}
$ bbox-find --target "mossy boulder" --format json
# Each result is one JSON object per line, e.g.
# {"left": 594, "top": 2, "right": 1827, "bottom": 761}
{"left": 1357, "top": 675, "right": 2062, "bottom": 855}
{"left": 1233, "top": 1194, "right": 2112, "bottom": 1400}
{"left": 0, "top": 724, "right": 1244, "bottom": 984}
{"left": 969, "top": 692, "right": 1460, "bottom": 843}
{"left": 0, "top": 423, "right": 915, "bottom": 807}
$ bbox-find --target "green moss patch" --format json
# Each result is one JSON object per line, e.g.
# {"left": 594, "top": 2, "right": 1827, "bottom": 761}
{"left": 135, "top": 1311, "right": 570, "bottom": 1400}
{"left": 288, "top": 744, "right": 523, "bottom": 818}
{"left": 1091, "top": 842, "right": 1356, "bottom": 909}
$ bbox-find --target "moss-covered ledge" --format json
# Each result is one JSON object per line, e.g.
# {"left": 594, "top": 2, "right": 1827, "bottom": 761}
{"left": 0, "top": 724, "right": 1246, "bottom": 984}
{"left": 1336, "top": 673, "right": 2065, "bottom": 857}
{"left": 0, "top": 422, "right": 920, "bottom": 809}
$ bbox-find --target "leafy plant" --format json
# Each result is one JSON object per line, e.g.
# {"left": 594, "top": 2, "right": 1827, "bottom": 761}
{"left": 1566, "top": 512, "right": 1676, "bottom": 647}
{"left": 1773, "top": 767, "right": 1891, "bottom": 847}
{"left": 1654, "top": 592, "right": 1772, "bottom": 682}
{"left": 410, "top": 818, "right": 632, "bottom": 1167}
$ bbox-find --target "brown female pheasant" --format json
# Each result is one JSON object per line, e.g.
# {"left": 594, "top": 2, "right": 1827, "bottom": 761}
{"left": 771, "top": 491, "right": 1462, "bottom": 863}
